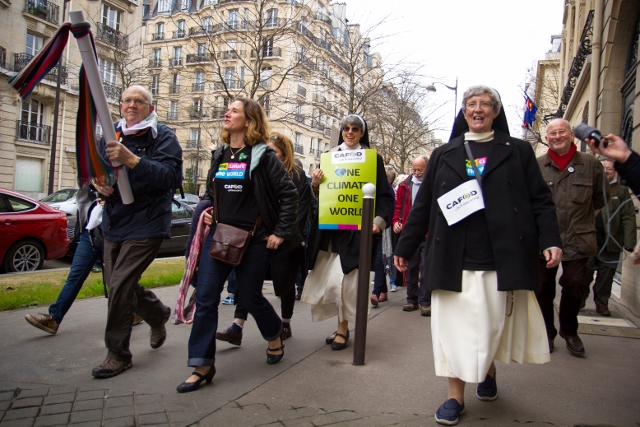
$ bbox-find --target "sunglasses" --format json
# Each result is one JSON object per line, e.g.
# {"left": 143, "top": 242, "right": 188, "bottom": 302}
{"left": 342, "top": 126, "right": 362, "bottom": 133}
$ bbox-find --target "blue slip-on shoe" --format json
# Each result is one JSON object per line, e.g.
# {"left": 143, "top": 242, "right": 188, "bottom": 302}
{"left": 435, "top": 398, "right": 465, "bottom": 425}
{"left": 476, "top": 368, "right": 498, "bottom": 401}
{"left": 222, "top": 296, "right": 234, "bottom": 305}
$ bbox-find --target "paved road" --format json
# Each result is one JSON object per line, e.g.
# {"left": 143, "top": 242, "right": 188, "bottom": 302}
{"left": 1, "top": 280, "right": 640, "bottom": 426}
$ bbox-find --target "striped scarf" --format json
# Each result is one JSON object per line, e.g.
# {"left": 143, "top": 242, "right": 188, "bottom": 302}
{"left": 9, "top": 21, "right": 115, "bottom": 188}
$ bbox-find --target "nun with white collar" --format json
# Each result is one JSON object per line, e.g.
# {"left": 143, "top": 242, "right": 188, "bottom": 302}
{"left": 301, "top": 114, "right": 394, "bottom": 351}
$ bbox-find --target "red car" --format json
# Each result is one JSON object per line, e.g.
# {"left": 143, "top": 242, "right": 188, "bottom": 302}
{"left": 0, "top": 188, "right": 69, "bottom": 272}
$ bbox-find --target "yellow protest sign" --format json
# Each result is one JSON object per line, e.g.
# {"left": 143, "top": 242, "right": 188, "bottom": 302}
{"left": 318, "top": 149, "right": 377, "bottom": 230}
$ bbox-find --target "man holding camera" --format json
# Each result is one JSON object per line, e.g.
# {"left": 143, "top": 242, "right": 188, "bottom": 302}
{"left": 536, "top": 118, "right": 609, "bottom": 357}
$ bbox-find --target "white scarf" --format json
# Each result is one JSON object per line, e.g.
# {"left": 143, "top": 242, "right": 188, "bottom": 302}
{"left": 117, "top": 111, "right": 158, "bottom": 138}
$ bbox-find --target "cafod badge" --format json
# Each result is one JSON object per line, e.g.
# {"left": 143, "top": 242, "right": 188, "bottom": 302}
{"left": 318, "top": 149, "right": 377, "bottom": 230}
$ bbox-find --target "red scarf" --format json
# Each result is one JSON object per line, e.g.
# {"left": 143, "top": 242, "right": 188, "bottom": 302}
{"left": 548, "top": 143, "right": 577, "bottom": 171}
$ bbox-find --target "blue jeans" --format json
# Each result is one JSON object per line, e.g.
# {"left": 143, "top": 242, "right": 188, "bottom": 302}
{"left": 372, "top": 236, "right": 387, "bottom": 296}
{"left": 49, "top": 229, "right": 101, "bottom": 323}
{"left": 187, "top": 229, "right": 281, "bottom": 367}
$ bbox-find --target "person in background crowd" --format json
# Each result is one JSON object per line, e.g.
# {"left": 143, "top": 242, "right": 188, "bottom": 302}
{"left": 536, "top": 118, "right": 608, "bottom": 358}
{"left": 92, "top": 84, "right": 183, "bottom": 378}
{"left": 370, "top": 166, "right": 397, "bottom": 306}
{"left": 302, "top": 114, "right": 393, "bottom": 351}
{"left": 383, "top": 166, "right": 398, "bottom": 293}
{"left": 393, "top": 155, "right": 431, "bottom": 316}
{"left": 215, "top": 132, "right": 310, "bottom": 345}
{"left": 583, "top": 158, "right": 636, "bottom": 316}
{"left": 395, "top": 85, "right": 561, "bottom": 425}
{"left": 293, "top": 157, "right": 314, "bottom": 301}
{"left": 177, "top": 98, "right": 300, "bottom": 393}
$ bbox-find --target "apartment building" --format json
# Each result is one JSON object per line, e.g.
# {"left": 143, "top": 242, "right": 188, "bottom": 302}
{"left": 143, "top": 0, "right": 381, "bottom": 192}
{"left": 0, "top": 0, "right": 144, "bottom": 198}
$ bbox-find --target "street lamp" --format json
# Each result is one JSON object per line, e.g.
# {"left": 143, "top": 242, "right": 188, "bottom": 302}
{"left": 426, "top": 76, "right": 458, "bottom": 123}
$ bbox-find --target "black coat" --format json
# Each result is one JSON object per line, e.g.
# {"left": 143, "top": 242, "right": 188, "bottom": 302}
{"left": 616, "top": 150, "right": 640, "bottom": 196}
{"left": 395, "top": 131, "right": 562, "bottom": 292}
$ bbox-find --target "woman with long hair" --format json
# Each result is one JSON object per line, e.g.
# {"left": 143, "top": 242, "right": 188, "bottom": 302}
{"left": 177, "top": 98, "right": 301, "bottom": 393}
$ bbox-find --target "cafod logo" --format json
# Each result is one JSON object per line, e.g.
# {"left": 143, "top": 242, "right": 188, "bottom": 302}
{"left": 334, "top": 167, "right": 360, "bottom": 178}
{"left": 446, "top": 190, "right": 478, "bottom": 209}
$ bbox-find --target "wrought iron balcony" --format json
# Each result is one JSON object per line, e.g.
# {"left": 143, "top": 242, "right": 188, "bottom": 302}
{"left": 15, "top": 120, "right": 51, "bottom": 145}
{"left": 295, "top": 114, "right": 305, "bottom": 124}
{"left": 293, "top": 143, "right": 303, "bottom": 155}
{"left": 186, "top": 140, "right": 201, "bottom": 149}
{"left": 170, "top": 84, "right": 180, "bottom": 94}
{"left": 96, "top": 23, "right": 129, "bottom": 50}
{"left": 186, "top": 53, "right": 213, "bottom": 64}
{"left": 103, "top": 82, "right": 122, "bottom": 101}
{"left": 172, "top": 30, "right": 186, "bottom": 39}
{"left": 14, "top": 53, "right": 67, "bottom": 84}
{"left": 251, "top": 47, "right": 282, "bottom": 59}
{"left": 189, "top": 25, "right": 218, "bottom": 36}
{"left": 314, "top": 13, "right": 331, "bottom": 26}
{"left": 214, "top": 79, "right": 244, "bottom": 90}
{"left": 171, "top": 57, "right": 182, "bottom": 66}
{"left": 167, "top": 112, "right": 178, "bottom": 121}
{"left": 217, "top": 50, "right": 246, "bottom": 60}
{"left": 24, "top": 0, "right": 59, "bottom": 24}
{"left": 149, "top": 59, "right": 162, "bottom": 68}
{"left": 151, "top": 32, "right": 164, "bottom": 41}
{"left": 192, "top": 82, "right": 205, "bottom": 92}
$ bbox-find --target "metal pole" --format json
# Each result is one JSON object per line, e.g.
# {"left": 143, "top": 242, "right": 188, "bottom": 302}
{"left": 353, "top": 182, "right": 375, "bottom": 366}
{"left": 453, "top": 76, "right": 458, "bottom": 123}
{"left": 47, "top": 0, "right": 69, "bottom": 194}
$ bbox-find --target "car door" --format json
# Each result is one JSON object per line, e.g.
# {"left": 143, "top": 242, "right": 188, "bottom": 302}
{"left": 0, "top": 194, "right": 23, "bottom": 261}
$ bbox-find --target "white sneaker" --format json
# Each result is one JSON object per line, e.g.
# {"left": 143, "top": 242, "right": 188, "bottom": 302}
{"left": 390, "top": 285, "right": 398, "bottom": 292}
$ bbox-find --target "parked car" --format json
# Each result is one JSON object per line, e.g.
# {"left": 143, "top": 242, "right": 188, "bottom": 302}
{"left": 173, "top": 192, "right": 200, "bottom": 207}
{"left": 66, "top": 198, "right": 194, "bottom": 258}
{"left": 0, "top": 188, "right": 69, "bottom": 272}
{"left": 40, "top": 188, "right": 79, "bottom": 216}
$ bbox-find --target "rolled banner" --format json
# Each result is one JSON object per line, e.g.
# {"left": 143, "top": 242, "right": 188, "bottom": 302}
{"left": 69, "top": 10, "right": 133, "bottom": 204}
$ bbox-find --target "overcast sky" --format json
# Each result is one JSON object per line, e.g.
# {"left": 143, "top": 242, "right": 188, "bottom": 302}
{"left": 342, "top": 0, "right": 565, "bottom": 141}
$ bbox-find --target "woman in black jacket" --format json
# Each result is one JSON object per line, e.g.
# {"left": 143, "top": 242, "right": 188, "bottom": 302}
{"left": 177, "top": 98, "right": 300, "bottom": 393}
{"left": 301, "top": 114, "right": 394, "bottom": 350}
{"left": 395, "top": 86, "right": 562, "bottom": 425}
{"left": 216, "top": 132, "right": 311, "bottom": 344}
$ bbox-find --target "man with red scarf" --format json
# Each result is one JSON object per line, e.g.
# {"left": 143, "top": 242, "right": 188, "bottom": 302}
{"left": 536, "top": 118, "right": 609, "bottom": 357}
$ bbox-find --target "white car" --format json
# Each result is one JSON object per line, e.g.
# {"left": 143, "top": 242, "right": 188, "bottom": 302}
{"left": 40, "top": 188, "right": 78, "bottom": 216}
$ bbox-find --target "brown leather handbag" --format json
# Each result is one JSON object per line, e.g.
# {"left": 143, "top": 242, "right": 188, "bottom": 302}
{"left": 208, "top": 186, "right": 261, "bottom": 266}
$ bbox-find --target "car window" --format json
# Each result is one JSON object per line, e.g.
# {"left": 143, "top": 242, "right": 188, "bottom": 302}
{"left": 7, "top": 195, "right": 36, "bottom": 212}
{"left": 40, "top": 189, "right": 77, "bottom": 202}
{"left": 172, "top": 202, "right": 188, "bottom": 219}
{"left": 0, "top": 196, "right": 9, "bottom": 213}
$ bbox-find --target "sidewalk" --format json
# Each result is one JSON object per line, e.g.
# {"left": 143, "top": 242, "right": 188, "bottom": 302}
{"left": 1, "top": 281, "right": 639, "bottom": 426}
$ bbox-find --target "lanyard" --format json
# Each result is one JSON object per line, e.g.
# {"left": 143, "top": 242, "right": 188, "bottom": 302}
{"left": 464, "top": 141, "right": 483, "bottom": 187}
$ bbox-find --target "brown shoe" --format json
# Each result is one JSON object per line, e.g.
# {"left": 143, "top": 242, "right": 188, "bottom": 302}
{"left": 91, "top": 358, "right": 132, "bottom": 378}
{"left": 596, "top": 303, "right": 611, "bottom": 316}
{"left": 378, "top": 293, "right": 388, "bottom": 302}
{"left": 420, "top": 305, "right": 431, "bottom": 317}
{"left": 25, "top": 313, "right": 59, "bottom": 335}
{"left": 215, "top": 324, "right": 243, "bottom": 346}
{"left": 133, "top": 314, "right": 144, "bottom": 326}
{"left": 403, "top": 303, "right": 419, "bottom": 312}
{"left": 150, "top": 307, "right": 171, "bottom": 349}
{"left": 370, "top": 294, "right": 379, "bottom": 306}
{"left": 559, "top": 332, "right": 585, "bottom": 357}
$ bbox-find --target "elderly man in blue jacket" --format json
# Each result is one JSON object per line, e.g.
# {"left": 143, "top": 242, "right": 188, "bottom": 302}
{"left": 92, "top": 84, "right": 183, "bottom": 378}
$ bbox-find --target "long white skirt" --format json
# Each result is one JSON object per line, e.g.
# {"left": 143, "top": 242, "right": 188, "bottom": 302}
{"left": 301, "top": 249, "right": 372, "bottom": 324}
{"left": 432, "top": 270, "right": 550, "bottom": 383}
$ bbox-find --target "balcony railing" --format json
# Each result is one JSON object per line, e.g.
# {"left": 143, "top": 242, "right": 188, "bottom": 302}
{"left": 170, "top": 84, "right": 180, "bottom": 94}
{"left": 186, "top": 53, "right": 213, "bottom": 64}
{"left": 314, "top": 13, "right": 332, "bottom": 26}
{"left": 0, "top": 46, "right": 5, "bottom": 68}
{"left": 214, "top": 80, "right": 244, "bottom": 90}
{"left": 103, "top": 82, "right": 122, "bottom": 101}
{"left": 293, "top": 143, "right": 303, "bottom": 154}
{"left": 187, "top": 140, "right": 201, "bottom": 149}
{"left": 250, "top": 47, "right": 282, "bottom": 59}
{"left": 189, "top": 25, "right": 218, "bottom": 36}
{"left": 151, "top": 32, "right": 164, "bottom": 41}
{"left": 217, "top": 50, "right": 246, "bottom": 60}
{"left": 149, "top": 59, "right": 162, "bottom": 68}
{"left": 295, "top": 114, "right": 305, "bottom": 124}
{"left": 24, "top": 0, "right": 59, "bottom": 24}
{"left": 192, "top": 82, "right": 205, "bottom": 92}
{"left": 15, "top": 120, "right": 51, "bottom": 145}
{"left": 96, "top": 23, "right": 129, "bottom": 50}
{"left": 171, "top": 57, "right": 182, "bottom": 66}
{"left": 150, "top": 86, "right": 159, "bottom": 95}
{"left": 172, "top": 30, "right": 186, "bottom": 39}
{"left": 14, "top": 53, "right": 67, "bottom": 84}
{"left": 167, "top": 112, "right": 178, "bottom": 121}
{"left": 315, "top": 149, "right": 322, "bottom": 158}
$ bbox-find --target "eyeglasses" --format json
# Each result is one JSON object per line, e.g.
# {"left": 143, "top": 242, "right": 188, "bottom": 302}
{"left": 547, "top": 129, "right": 569, "bottom": 137}
{"left": 465, "top": 101, "right": 493, "bottom": 110}
{"left": 121, "top": 98, "right": 149, "bottom": 106}
{"left": 269, "top": 135, "right": 281, "bottom": 141}
{"left": 342, "top": 126, "right": 362, "bottom": 133}
{"left": 604, "top": 167, "right": 615, "bottom": 172}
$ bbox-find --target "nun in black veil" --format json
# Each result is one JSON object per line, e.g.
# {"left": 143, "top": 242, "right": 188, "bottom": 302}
{"left": 394, "top": 85, "right": 562, "bottom": 425}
